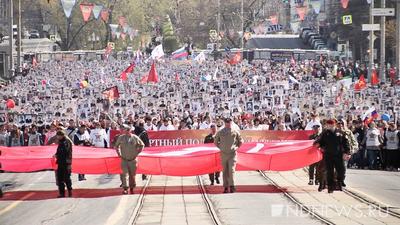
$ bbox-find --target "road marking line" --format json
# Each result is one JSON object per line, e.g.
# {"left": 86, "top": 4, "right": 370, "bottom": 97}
{"left": 104, "top": 196, "right": 129, "bottom": 225}
{"left": 0, "top": 192, "right": 35, "bottom": 216}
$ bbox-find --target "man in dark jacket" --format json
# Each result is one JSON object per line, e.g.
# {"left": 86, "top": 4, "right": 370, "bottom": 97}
{"left": 135, "top": 119, "right": 150, "bottom": 180}
{"left": 314, "top": 119, "right": 350, "bottom": 193}
{"left": 204, "top": 124, "right": 220, "bottom": 185}
{"left": 55, "top": 130, "right": 73, "bottom": 198}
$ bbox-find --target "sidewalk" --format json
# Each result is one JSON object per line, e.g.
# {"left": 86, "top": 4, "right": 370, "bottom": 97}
{"left": 265, "top": 169, "right": 400, "bottom": 225}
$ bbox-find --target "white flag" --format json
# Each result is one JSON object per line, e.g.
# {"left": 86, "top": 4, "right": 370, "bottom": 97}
{"left": 151, "top": 44, "right": 164, "bottom": 59}
{"left": 61, "top": 0, "right": 77, "bottom": 18}
{"left": 194, "top": 52, "right": 206, "bottom": 63}
{"left": 92, "top": 4, "right": 103, "bottom": 20}
{"left": 109, "top": 24, "right": 119, "bottom": 34}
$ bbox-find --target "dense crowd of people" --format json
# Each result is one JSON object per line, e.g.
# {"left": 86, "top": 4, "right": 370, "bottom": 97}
{"left": 0, "top": 52, "right": 400, "bottom": 196}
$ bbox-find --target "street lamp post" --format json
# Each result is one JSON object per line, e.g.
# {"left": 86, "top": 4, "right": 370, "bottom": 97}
{"left": 8, "top": 0, "right": 14, "bottom": 78}
{"left": 368, "top": 0, "right": 374, "bottom": 82}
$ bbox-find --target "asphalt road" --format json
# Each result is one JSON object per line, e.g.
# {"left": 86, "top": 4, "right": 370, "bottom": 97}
{"left": 345, "top": 168, "right": 400, "bottom": 208}
{"left": 0, "top": 169, "right": 398, "bottom": 225}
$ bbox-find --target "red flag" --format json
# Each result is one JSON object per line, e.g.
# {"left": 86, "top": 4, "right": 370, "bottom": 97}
{"left": 270, "top": 15, "right": 278, "bottom": 25}
{"left": 228, "top": 52, "right": 241, "bottom": 65}
{"left": 124, "top": 63, "right": 135, "bottom": 73}
{"left": 102, "top": 86, "right": 120, "bottom": 100}
{"left": 296, "top": 6, "right": 307, "bottom": 21}
{"left": 139, "top": 75, "right": 148, "bottom": 84}
{"left": 120, "top": 63, "right": 135, "bottom": 81}
{"left": 290, "top": 55, "right": 296, "bottom": 65}
{"left": 389, "top": 68, "right": 396, "bottom": 82}
{"left": 101, "top": 8, "right": 109, "bottom": 22}
{"left": 147, "top": 63, "right": 159, "bottom": 83}
{"left": 80, "top": 3, "right": 94, "bottom": 22}
{"left": 371, "top": 69, "right": 379, "bottom": 85}
{"left": 354, "top": 74, "right": 367, "bottom": 91}
{"left": 120, "top": 72, "right": 128, "bottom": 81}
{"left": 341, "top": 0, "right": 349, "bottom": 9}
{"left": 32, "top": 56, "right": 38, "bottom": 68}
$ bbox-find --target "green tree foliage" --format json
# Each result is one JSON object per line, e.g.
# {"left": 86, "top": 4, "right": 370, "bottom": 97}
{"left": 162, "top": 15, "right": 179, "bottom": 53}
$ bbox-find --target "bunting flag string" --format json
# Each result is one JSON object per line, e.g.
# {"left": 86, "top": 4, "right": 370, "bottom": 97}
{"left": 60, "top": 0, "right": 77, "bottom": 18}
{"left": 80, "top": 3, "right": 94, "bottom": 22}
{"left": 341, "top": 0, "right": 350, "bottom": 9}
{"left": 100, "top": 8, "right": 109, "bottom": 22}
{"left": 92, "top": 4, "right": 103, "bottom": 20}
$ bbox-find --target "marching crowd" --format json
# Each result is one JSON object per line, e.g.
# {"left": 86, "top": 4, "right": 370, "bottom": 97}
{"left": 0, "top": 52, "right": 400, "bottom": 196}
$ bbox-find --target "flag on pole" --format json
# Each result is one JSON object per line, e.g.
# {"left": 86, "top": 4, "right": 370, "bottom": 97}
{"left": 102, "top": 86, "right": 120, "bottom": 100}
{"left": 354, "top": 74, "right": 367, "bottom": 91}
{"left": 194, "top": 52, "right": 206, "bottom": 63}
{"left": 371, "top": 69, "right": 379, "bottom": 85}
{"left": 290, "top": 55, "right": 296, "bottom": 65}
{"left": 120, "top": 63, "right": 135, "bottom": 81}
{"left": 32, "top": 56, "right": 38, "bottom": 68}
{"left": 228, "top": 52, "right": 241, "bottom": 65}
{"left": 171, "top": 47, "right": 188, "bottom": 60}
{"left": 147, "top": 63, "right": 159, "bottom": 83}
{"left": 151, "top": 44, "right": 165, "bottom": 60}
{"left": 288, "top": 75, "right": 299, "bottom": 84}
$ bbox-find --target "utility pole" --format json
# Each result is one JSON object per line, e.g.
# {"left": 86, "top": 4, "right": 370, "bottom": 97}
{"left": 368, "top": 0, "right": 374, "bottom": 81}
{"left": 396, "top": 1, "right": 400, "bottom": 81}
{"left": 217, "top": 0, "right": 220, "bottom": 48}
{"left": 379, "top": 0, "right": 386, "bottom": 83}
{"left": 8, "top": 0, "right": 14, "bottom": 78}
{"left": 240, "top": 0, "right": 244, "bottom": 50}
{"left": 17, "top": 0, "right": 21, "bottom": 73}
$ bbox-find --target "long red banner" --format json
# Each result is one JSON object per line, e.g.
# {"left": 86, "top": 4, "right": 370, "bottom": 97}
{"left": 0, "top": 141, "right": 321, "bottom": 176}
{"left": 111, "top": 130, "right": 314, "bottom": 147}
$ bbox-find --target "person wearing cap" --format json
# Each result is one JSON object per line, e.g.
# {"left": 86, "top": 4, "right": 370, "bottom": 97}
{"left": 54, "top": 130, "right": 73, "bottom": 198}
{"left": 114, "top": 124, "right": 145, "bottom": 194}
{"left": 314, "top": 119, "right": 350, "bottom": 193}
{"left": 308, "top": 124, "right": 322, "bottom": 186}
{"left": 204, "top": 124, "right": 220, "bottom": 185}
{"left": 214, "top": 118, "right": 243, "bottom": 193}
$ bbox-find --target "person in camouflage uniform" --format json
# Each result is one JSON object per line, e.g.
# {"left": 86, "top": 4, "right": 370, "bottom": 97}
{"left": 337, "top": 119, "right": 358, "bottom": 187}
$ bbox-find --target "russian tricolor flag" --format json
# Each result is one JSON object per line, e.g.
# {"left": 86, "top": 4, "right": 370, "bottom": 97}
{"left": 171, "top": 47, "right": 188, "bottom": 60}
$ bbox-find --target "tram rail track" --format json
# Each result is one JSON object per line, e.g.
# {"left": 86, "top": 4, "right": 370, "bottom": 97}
{"left": 127, "top": 175, "right": 223, "bottom": 225}
{"left": 258, "top": 170, "right": 335, "bottom": 225}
